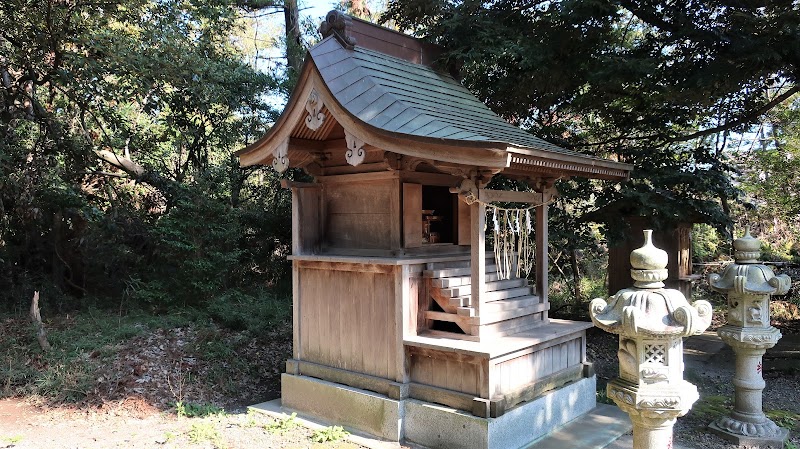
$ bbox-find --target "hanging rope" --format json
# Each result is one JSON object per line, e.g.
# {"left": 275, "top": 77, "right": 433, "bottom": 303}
{"left": 455, "top": 181, "right": 557, "bottom": 280}
{"left": 491, "top": 207, "right": 537, "bottom": 280}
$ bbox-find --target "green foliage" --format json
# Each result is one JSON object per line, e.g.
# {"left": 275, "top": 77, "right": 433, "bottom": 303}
{"left": 0, "top": 310, "right": 192, "bottom": 401}
{"left": 187, "top": 421, "right": 223, "bottom": 446}
{"left": 264, "top": 412, "right": 299, "bottom": 435}
{"left": 691, "top": 223, "right": 724, "bottom": 262}
{"left": 381, "top": 0, "right": 800, "bottom": 244}
{"left": 207, "top": 289, "right": 291, "bottom": 334}
{"left": 595, "top": 388, "right": 614, "bottom": 405}
{"left": 0, "top": 0, "right": 292, "bottom": 314}
{"left": 767, "top": 410, "right": 800, "bottom": 431}
{"left": 242, "top": 408, "right": 263, "bottom": 428}
{"left": 1, "top": 436, "right": 23, "bottom": 445}
{"left": 175, "top": 401, "right": 225, "bottom": 418}
{"left": 310, "top": 425, "right": 350, "bottom": 443}
{"left": 735, "top": 95, "right": 800, "bottom": 258}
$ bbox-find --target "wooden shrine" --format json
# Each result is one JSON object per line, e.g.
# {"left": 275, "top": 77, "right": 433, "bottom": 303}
{"left": 237, "top": 11, "right": 633, "bottom": 449}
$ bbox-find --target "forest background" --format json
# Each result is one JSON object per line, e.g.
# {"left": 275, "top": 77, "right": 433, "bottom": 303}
{"left": 1, "top": 0, "right": 799, "bottom": 333}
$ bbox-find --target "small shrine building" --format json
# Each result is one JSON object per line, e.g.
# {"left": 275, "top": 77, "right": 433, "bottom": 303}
{"left": 237, "top": 11, "right": 633, "bottom": 449}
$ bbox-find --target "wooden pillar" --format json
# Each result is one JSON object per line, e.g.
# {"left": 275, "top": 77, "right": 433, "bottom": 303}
{"left": 535, "top": 197, "right": 549, "bottom": 318}
{"left": 471, "top": 202, "right": 486, "bottom": 318}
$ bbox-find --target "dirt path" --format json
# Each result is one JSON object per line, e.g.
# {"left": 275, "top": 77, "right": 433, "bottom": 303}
{"left": 1, "top": 312, "right": 798, "bottom": 449}
{"left": 0, "top": 398, "right": 368, "bottom": 449}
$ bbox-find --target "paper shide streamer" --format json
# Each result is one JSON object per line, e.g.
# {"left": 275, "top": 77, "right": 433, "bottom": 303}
{"left": 490, "top": 206, "right": 535, "bottom": 280}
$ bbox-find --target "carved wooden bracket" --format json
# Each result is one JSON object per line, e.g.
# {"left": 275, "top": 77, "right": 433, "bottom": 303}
{"left": 305, "top": 89, "right": 325, "bottom": 131}
{"left": 272, "top": 138, "right": 289, "bottom": 173}
{"left": 344, "top": 130, "right": 365, "bottom": 166}
{"left": 449, "top": 179, "right": 480, "bottom": 204}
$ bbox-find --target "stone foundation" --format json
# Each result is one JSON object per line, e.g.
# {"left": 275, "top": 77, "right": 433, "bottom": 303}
{"left": 280, "top": 372, "right": 597, "bottom": 449}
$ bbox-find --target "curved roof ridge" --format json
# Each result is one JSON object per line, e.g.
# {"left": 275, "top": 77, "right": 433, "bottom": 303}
{"left": 310, "top": 36, "right": 580, "bottom": 157}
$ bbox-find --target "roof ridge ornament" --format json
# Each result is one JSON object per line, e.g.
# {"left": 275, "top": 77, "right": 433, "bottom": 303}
{"left": 305, "top": 89, "right": 325, "bottom": 131}
{"left": 344, "top": 130, "right": 365, "bottom": 166}
{"left": 319, "top": 10, "right": 357, "bottom": 49}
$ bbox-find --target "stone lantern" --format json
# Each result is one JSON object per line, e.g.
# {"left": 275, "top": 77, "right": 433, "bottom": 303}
{"left": 707, "top": 228, "right": 791, "bottom": 447}
{"left": 590, "top": 230, "right": 712, "bottom": 449}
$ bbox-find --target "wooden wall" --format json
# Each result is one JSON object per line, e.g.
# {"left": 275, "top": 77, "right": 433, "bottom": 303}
{"left": 406, "top": 334, "right": 585, "bottom": 402}
{"left": 490, "top": 336, "right": 583, "bottom": 397}
{"left": 409, "top": 352, "right": 481, "bottom": 396}
{"left": 295, "top": 261, "right": 398, "bottom": 379}
{"left": 321, "top": 175, "right": 401, "bottom": 250}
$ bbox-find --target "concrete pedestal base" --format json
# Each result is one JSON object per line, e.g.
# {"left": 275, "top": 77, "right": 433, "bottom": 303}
{"left": 280, "top": 372, "right": 597, "bottom": 449}
{"left": 708, "top": 418, "right": 789, "bottom": 448}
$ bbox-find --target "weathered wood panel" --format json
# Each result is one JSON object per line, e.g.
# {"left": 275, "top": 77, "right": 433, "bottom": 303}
{"left": 322, "top": 178, "right": 401, "bottom": 250}
{"left": 457, "top": 198, "right": 470, "bottom": 246}
{"left": 490, "top": 336, "right": 584, "bottom": 397}
{"left": 296, "top": 263, "right": 397, "bottom": 379}
{"left": 326, "top": 213, "right": 392, "bottom": 249}
{"left": 403, "top": 183, "right": 422, "bottom": 248}
{"left": 397, "top": 264, "right": 423, "bottom": 382}
{"left": 409, "top": 352, "right": 481, "bottom": 396}
{"left": 292, "top": 186, "right": 322, "bottom": 255}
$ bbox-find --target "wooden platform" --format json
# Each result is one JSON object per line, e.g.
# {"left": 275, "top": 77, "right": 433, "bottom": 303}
{"left": 405, "top": 319, "right": 592, "bottom": 359}
{"left": 404, "top": 319, "right": 592, "bottom": 417}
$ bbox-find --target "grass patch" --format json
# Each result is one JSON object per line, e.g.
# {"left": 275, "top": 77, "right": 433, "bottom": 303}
{"left": 688, "top": 394, "right": 731, "bottom": 422}
{"left": 310, "top": 425, "right": 349, "bottom": 443}
{"left": 2, "top": 435, "right": 23, "bottom": 444}
{"left": 0, "top": 308, "right": 196, "bottom": 402}
{"left": 690, "top": 395, "right": 799, "bottom": 432}
{"left": 175, "top": 401, "right": 225, "bottom": 418}
{"left": 264, "top": 412, "right": 299, "bottom": 435}
{"left": 767, "top": 409, "right": 800, "bottom": 431}
{"left": 187, "top": 421, "right": 223, "bottom": 446}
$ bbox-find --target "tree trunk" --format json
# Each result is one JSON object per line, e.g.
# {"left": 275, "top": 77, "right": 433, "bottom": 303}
{"left": 570, "top": 248, "right": 582, "bottom": 301}
{"left": 29, "top": 291, "right": 51, "bottom": 352}
{"left": 284, "top": 0, "right": 302, "bottom": 76}
{"left": 51, "top": 211, "right": 65, "bottom": 294}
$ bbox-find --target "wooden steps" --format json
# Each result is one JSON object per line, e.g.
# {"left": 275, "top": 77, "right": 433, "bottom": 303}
{"left": 422, "top": 257, "right": 548, "bottom": 338}
{"left": 430, "top": 270, "right": 500, "bottom": 288}
{"left": 425, "top": 302, "right": 548, "bottom": 327}
{"left": 423, "top": 264, "right": 498, "bottom": 279}
{"left": 440, "top": 278, "right": 527, "bottom": 298}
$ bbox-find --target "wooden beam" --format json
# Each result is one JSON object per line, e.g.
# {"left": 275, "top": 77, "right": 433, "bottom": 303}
{"left": 478, "top": 188, "right": 544, "bottom": 204}
{"left": 315, "top": 170, "right": 400, "bottom": 184}
{"left": 471, "top": 202, "right": 486, "bottom": 328}
{"left": 408, "top": 382, "right": 477, "bottom": 413}
{"left": 288, "top": 137, "right": 326, "bottom": 151}
{"left": 490, "top": 364, "right": 584, "bottom": 417}
{"left": 296, "top": 260, "right": 395, "bottom": 274}
{"left": 535, "top": 199, "right": 549, "bottom": 319}
{"left": 280, "top": 179, "right": 321, "bottom": 189}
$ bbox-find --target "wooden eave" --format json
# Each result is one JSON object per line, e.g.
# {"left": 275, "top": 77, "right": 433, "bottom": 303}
{"left": 237, "top": 35, "right": 632, "bottom": 182}
{"left": 237, "top": 60, "right": 510, "bottom": 169}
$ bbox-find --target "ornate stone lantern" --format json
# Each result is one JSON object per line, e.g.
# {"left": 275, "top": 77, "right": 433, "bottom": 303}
{"left": 590, "top": 230, "right": 712, "bottom": 449}
{"left": 707, "top": 228, "right": 791, "bottom": 447}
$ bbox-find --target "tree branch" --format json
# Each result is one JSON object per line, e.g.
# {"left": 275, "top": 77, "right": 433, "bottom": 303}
{"left": 664, "top": 85, "right": 800, "bottom": 144}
